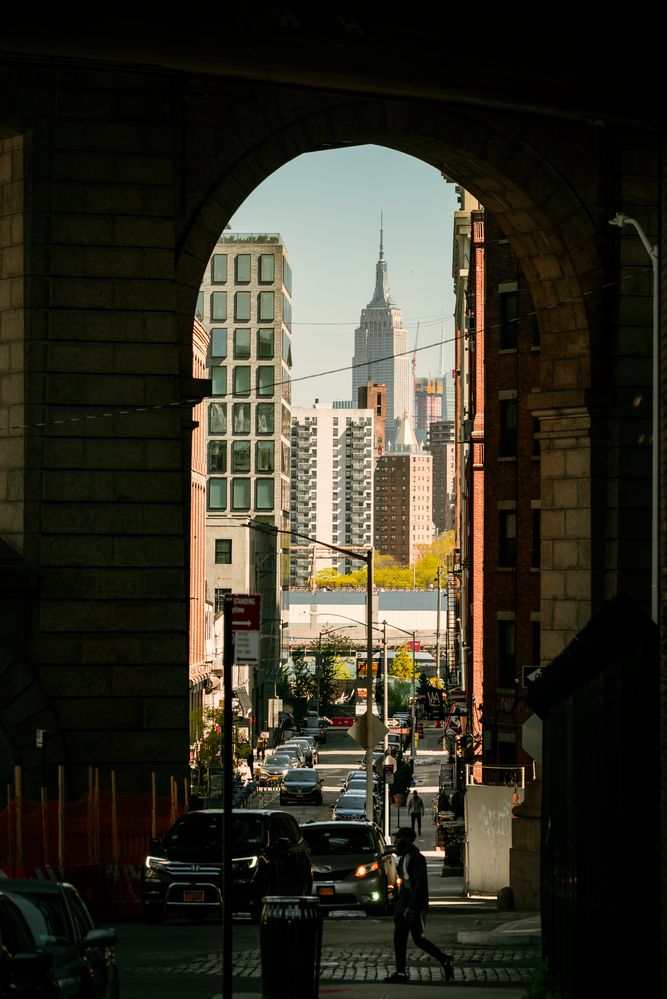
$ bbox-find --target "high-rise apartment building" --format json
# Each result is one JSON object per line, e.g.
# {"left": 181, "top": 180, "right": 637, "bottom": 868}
{"left": 357, "top": 380, "right": 387, "bottom": 456}
{"left": 351, "top": 227, "right": 411, "bottom": 435}
{"left": 197, "top": 233, "right": 293, "bottom": 731}
{"left": 290, "top": 403, "right": 374, "bottom": 584}
{"left": 374, "top": 412, "right": 433, "bottom": 565}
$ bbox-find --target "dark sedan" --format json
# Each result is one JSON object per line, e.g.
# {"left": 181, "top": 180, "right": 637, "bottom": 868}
{"left": 2, "top": 880, "right": 118, "bottom": 998}
{"left": 0, "top": 890, "right": 57, "bottom": 997}
{"left": 279, "top": 768, "right": 324, "bottom": 805}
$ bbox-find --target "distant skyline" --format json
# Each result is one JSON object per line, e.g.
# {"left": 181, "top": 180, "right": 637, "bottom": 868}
{"left": 228, "top": 145, "right": 460, "bottom": 410}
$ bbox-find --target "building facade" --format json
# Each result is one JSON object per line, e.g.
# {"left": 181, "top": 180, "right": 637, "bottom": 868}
{"left": 374, "top": 413, "right": 433, "bottom": 566}
{"left": 357, "top": 380, "right": 387, "bottom": 456}
{"left": 414, "top": 375, "right": 444, "bottom": 445}
{"left": 198, "top": 233, "right": 293, "bottom": 732}
{"left": 290, "top": 403, "right": 374, "bottom": 585}
{"left": 427, "top": 418, "right": 455, "bottom": 535}
{"left": 351, "top": 227, "right": 411, "bottom": 434}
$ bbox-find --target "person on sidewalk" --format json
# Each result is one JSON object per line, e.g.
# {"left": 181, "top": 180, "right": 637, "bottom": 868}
{"left": 384, "top": 827, "right": 454, "bottom": 985}
{"left": 407, "top": 788, "right": 425, "bottom": 836}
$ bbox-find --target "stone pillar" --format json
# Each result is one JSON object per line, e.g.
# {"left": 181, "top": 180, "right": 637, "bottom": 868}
{"left": 509, "top": 768, "right": 542, "bottom": 910}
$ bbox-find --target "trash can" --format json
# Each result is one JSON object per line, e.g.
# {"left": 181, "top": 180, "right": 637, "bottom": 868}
{"left": 260, "top": 896, "right": 323, "bottom": 999}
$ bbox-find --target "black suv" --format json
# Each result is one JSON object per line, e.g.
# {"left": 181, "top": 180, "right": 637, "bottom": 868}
{"left": 141, "top": 808, "right": 313, "bottom": 924}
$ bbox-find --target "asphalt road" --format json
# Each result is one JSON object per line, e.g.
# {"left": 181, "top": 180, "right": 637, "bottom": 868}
{"left": 115, "top": 727, "right": 515, "bottom": 998}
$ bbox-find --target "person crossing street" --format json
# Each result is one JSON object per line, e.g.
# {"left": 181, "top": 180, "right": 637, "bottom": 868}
{"left": 384, "top": 827, "right": 454, "bottom": 984}
{"left": 407, "top": 787, "right": 425, "bottom": 836}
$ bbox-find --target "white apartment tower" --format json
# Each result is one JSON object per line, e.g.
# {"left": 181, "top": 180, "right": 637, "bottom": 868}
{"left": 290, "top": 404, "right": 374, "bottom": 585}
{"left": 197, "top": 233, "right": 293, "bottom": 728}
{"left": 352, "top": 225, "right": 411, "bottom": 436}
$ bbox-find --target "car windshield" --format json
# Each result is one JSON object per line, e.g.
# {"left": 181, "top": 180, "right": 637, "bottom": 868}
{"left": 161, "top": 812, "right": 266, "bottom": 860}
{"left": 285, "top": 770, "right": 317, "bottom": 784}
{"left": 268, "top": 755, "right": 292, "bottom": 766}
{"left": 302, "top": 827, "right": 376, "bottom": 854}
{"left": 336, "top": 794, "right": 364, "bottom": 809}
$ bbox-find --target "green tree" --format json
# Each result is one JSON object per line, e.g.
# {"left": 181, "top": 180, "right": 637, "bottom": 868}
{"left": 391, "top": 644, "right": 416, "bottom": 681}
{"left": 290, "top": 647, "right": 315, "bottom": 701}
{"left": 316, "top": 632, "right": 353, "bottom": 710}
{"left": 388, "top": 679, "right": 412, "bottom": 716}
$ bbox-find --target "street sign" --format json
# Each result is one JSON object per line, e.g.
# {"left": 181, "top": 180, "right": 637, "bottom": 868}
{"left": 348, "top": 711, "right": 388, "bottom": 750}
{"left": 225, "top": 594, "right": 261, "bottom": 664}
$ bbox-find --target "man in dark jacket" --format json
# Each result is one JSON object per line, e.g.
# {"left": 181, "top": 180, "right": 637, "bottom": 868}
{"left": 384, "top": 827, "right": 454, "bottom": 984}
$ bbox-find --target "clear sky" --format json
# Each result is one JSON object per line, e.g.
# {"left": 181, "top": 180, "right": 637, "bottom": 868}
{"left": 229, "top": 145, "right": 460, "bottom": 409}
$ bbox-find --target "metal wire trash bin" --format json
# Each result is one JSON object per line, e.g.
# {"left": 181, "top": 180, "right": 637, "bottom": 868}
{"left": 260, "top": 896, "right": 323, "bottom": 999}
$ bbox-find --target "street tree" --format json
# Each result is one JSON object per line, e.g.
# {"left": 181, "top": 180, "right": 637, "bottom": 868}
{"left": 391, "top": 644, "right": 416, "bottom": 681}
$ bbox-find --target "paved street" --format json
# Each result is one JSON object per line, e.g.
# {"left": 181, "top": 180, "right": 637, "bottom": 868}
{"left": 117, "top": 726, "right": 540, "bottom": 997}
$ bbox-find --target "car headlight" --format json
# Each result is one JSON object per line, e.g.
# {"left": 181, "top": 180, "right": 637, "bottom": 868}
{"left": 232, "top": 855, "right": 260, "bottom": 875}
{"left": 354, "top": 862, "right": 380, "bottom": 879}
{"left": 144, "top": 855, "right": 170, "bottom": 874}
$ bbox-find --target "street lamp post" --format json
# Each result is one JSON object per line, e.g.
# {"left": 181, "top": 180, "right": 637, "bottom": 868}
{"left": 247, "top": 520, "right": 376, "bottom": 823}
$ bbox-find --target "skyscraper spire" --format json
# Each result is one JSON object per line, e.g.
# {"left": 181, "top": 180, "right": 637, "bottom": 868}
{"left": 370, "top": 216, "right": 393, "bottom": 307}
{"left": 379, "top": 212, "right": 384, "bottom": 261}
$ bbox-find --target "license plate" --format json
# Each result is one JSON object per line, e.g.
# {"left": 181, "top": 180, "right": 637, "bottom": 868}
{"left": 184, "top": 890, "right": 204, "bottom": 903}
{"left": 317, "top": 886, "right": 335, "bottom": 897}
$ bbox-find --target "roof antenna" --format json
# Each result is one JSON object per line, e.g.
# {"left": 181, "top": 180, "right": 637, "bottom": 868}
{"left": 379, "top": 212, "right": 384, "bottom": 260}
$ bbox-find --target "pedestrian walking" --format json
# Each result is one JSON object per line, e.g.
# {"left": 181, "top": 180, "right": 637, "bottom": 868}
{"left": 407, "top": 788, "right": 424, "bottom": 836}
{"left": 384, "top": 827, "right": 454, "bottom": 984}
{"left": 247, "top": 749, "right": 254, "bottom": 777}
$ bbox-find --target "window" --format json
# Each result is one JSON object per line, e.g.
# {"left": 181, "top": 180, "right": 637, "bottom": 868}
{"left": 232, "top": 440, "right": 251, "bottom": 473}
{"left": 282, "top": 330, "right": 292, "bottom": 366}
{"left": 215, "top": 539, "right": 232, "bottom": 564}
{"left": 211, "top": 328, "right": 227, "bottom": 358}
{"left": 258, "top": 291, "right": 274, "bottom": 322}
{"left": 235, "top": 254, "right": 251, "bottom": 284}
{"left": 531, "top": 619, "right": 541, "bottom": 667}
{"left": 233, "top": 328, "right": 251, "bottom": 359}
{"left": 499, "top": 291, "right": 518, "bottom": 349}
{"left": 233, "top": 366, "right": 251, "bottom": 396}
{"left": 282, "top": 293, "right": 291, "bottom": 330}
{"left": 234, "top": 291, "right": 251, "bottom": 322}
{"left": 283, "top": 258, "right": 292, "bottom": 296}
{"left": 498, "top": 620, "right": 516, "bottom": 687}
{"left": 208, "top": 478, "right": 227, "bottom": 510}
{"left": 258, "top": 253, "right": 275, "bottom": 283}
{"left": 211, "top": 254, "right": 227, "bottom": 284}
{"left": 210, "top": 291, "right": 227, "bottom": 321}
{"left": 258, "top": 328, "right": 274, "bottom": 359}
{"left": 531, "top": 313, "right": 540, "bottom": 347}
{"left": 256, "top": 403, "right": 274, "bottom": 435}
{"left": 231, "top": 478, "right": 251, "bottom": 511}
{"left": 195, "top": 291, "right": 204, "bottom": 319}
{"left": 215, "top": 587, "right": 231, "bottom": 614}
{"left": 532, "top": 508, "right": 541, "bottom": 568}
{"left": 211, "top": 365, "right": 227, "bottom": 396}
{"left": 233, "top": 403, "right": 250, "bottom": 434}
{"left": 499, "top": 511, "right": 517, "bottom": 567}
{"left": 256, "top": 440, "right": 274, "bottom": 473}
{"left": 255, "top": 478, "right": 274, "bottom": 511}
{"left": 208, "top": 402, "right": 227, "bottom": 434}
{"left": 500, "top": 399, "right": 518, "bottom": 457}
{"left": 208, "top": 441, "right": 226, "bottom": 474}
{"left": 256, "top": 366, "right": 274, "bottom": 397}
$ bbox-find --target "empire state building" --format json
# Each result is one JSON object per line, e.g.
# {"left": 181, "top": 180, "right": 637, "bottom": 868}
{"left": 351, "top": 226, "right": 411, "bottom": 432}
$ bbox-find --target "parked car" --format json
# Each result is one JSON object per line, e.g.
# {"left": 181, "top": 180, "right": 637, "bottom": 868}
{"left": 332, "top": 791, "right": 380, "bottom": 824}
{"left": 0, "top": 890, "right": 57, "bottom": 997}
{"left": 274, "top": 742, "right": 306, "bottom": 767}
{"left": 257, "top": 753, "right": 298, "bottom": 784}
{"left": 141, "top": 808, "right": 313, "bottom": 924}
{"left": 284, "top": 735, "right": 319, "bottom": 766}
{"left": 299, "top": 717, "right": 328, "bottom": 743}
{"left": 343, "top": 770, "right": 382, "bottom": 793}
{"left": 1, "top": 880, "right": 118, "bottom": 999}
{"left": 279, "top": 768, "right": 324, "bottom": 806}
{"left": 300, "top": 820, "right": 397, "bottom": 916}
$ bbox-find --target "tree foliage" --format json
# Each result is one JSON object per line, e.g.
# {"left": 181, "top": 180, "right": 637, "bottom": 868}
{"left": 313, "top": 531, "right": 456, "bottom": 590}
{"left": 391, "top": 644, "right": 416, "bottom": 680}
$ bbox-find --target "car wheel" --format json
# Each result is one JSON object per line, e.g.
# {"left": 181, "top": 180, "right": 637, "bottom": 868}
{"left": 143, "top": 904, "right": 165, "bottom": 925}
